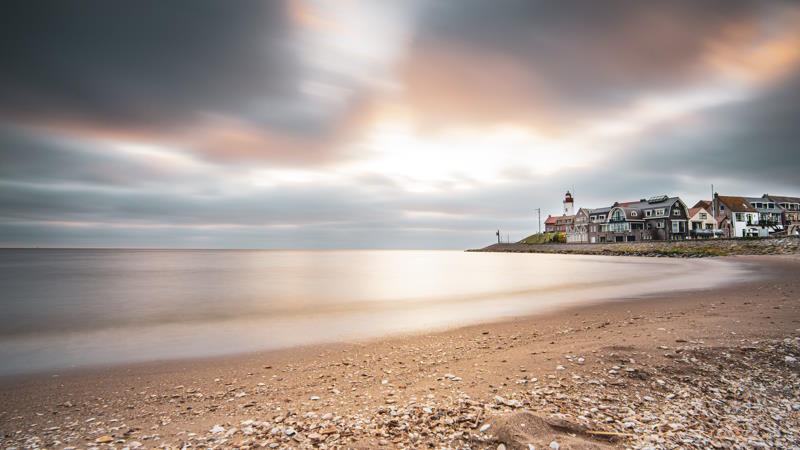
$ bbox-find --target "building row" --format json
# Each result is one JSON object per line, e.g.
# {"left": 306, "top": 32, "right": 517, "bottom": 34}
{"left": 543, "top": 191, "right": 800, "bottom": 244}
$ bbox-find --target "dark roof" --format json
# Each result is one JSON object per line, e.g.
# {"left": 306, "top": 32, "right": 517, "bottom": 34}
{"left": 608, "top": 206, "right": 644, "bottom": 221}
{"left": 716, "top": 195, "right": 757, "bottom": 213}
{"left": 588, "top": 206, "right": 612, "bottom": 215}
{"left": 613, "top": 196, "right": 682, "bottom": 211}
{"left": 764, "top": 194, "right": 800, "bottom": 204}
{"left": 743, "top": 197, "right": 783, "bottom": 214}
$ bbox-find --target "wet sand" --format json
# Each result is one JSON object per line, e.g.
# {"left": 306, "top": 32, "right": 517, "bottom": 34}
{"left": 1, "top": 255, "right": 798, "bottom": 449}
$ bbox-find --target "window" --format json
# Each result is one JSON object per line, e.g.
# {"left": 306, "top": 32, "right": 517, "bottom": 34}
{"left": 657, "top": 220, "right": 665, "bottom": 229}
{"left": 735, "top": 213, "right": 744, "bottom": 222}
{"left": 699, "top": 212, "right": 707, "bottom": 219}
{"left": 719, "top": 205, "right": 725, "bottom": 211}
{"left": 647, "top": 223, "right": 652, "bottom": 230}
{"left": 645, "top": 210, "right": 652, "bottom": 217}
{"left": 673, "top": 208, "right": 680, "bottom": 216}
{"left": 655, "top": 208, "right": 665, "bottom": 216}
{"left": 672, "top": 221, "right": 680, "bottom": 233}
{"left": 631, "top": 210, "right": 638, "bottom": 217}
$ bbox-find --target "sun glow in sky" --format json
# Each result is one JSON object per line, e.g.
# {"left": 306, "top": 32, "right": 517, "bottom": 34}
{"left": 1, "top": 0, "right": 800, "bottom": 248}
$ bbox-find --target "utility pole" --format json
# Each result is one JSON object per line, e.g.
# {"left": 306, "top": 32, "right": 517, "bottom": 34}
{"left": 496, "top": 229, "right": 500, "bottom": 244}
{"left": 535, "top": 208, "right": 541, "bottom": 235}
{"left": 711, "top": 184, "right": 715, "bottom": 230}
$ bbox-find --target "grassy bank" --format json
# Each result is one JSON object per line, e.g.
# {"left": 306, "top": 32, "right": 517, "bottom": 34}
{"left": 470, "top": 236, "right": 800, "bottom": 257}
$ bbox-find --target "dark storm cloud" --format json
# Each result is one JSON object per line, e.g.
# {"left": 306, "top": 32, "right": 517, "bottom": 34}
{"left": 0, "top": 1, "right": 299, "bottom": 129}
{"left": 617, "top": 69, "right": 800, "bottom": 190}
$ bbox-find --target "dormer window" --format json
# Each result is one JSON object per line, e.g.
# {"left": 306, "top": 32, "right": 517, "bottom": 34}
{"left": 631, "top": 211, "right": 638, "bottom": 217}
{"left": 645, "top": 210, "right": 652, "bottom": 217}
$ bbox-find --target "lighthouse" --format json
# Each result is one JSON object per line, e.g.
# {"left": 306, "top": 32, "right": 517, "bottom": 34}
{"left": 563, "top": 190, "right": 574, "bottom": 216}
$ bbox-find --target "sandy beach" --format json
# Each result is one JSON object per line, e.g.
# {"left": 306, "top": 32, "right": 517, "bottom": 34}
{"left": 1, "top": 255, "right": 799, "bottom": 449}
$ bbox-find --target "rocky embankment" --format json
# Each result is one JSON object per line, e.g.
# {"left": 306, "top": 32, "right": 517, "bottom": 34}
{"left": 471, "top": 236, "right": 800, "bottom": 257}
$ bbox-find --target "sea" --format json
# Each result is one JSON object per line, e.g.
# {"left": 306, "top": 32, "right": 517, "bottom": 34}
{"left": 0, "top": 249, "right": 750, "bottom": 375}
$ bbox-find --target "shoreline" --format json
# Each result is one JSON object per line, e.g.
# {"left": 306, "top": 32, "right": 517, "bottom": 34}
{"left": 0, "top": 256, "right": 755, "bottom": 382}
{"left": 470, "top": 235, "right": 800, "bottom": 257}
{"left": 0, "top": 253, "right": 750, "bottom": 378}
{"left": 1, "top": 255, "right": 798, "bottom": 448}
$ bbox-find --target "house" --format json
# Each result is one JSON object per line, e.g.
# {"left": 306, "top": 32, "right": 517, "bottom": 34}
{"left": 586, "top": 206, "right": 612, "bottom": 243}
{"left": 587, "top": 195, "right": 690, "bottom": 243}
{"left": 544, "top": 214, "right": 574, "bottom": 233}
{"left": 763, "top": 194, "right": 800, "bottom": 235}
{"left": 566, "top": 208, "right": 590, "bottom": 243}
{"left": 688, "top": 206, "right": 717, "bottom": 238}
{"left": 714, "top": 194, "right": 760, "bottom": 238}
{"left": 743, "top": 196, "right": 783, "bottom": 236}
{"left": 544, "top": 215, "right": 559, "bottom": 233}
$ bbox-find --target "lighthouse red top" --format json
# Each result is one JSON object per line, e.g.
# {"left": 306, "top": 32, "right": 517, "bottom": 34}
{"left": 564, "top": 191, "right": 573, "bottom": 203}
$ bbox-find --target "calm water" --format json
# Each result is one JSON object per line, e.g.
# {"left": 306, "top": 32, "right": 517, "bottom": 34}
{"left": 0, "top": 249, "right": 749, "bottom": 375}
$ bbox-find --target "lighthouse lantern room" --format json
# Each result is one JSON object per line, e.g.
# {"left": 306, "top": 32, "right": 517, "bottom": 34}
{"left": 563, "top": 191, "right": 574, "bottom": 216}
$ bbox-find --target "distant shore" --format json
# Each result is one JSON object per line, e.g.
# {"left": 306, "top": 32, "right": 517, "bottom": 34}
{"left": 470, "top": 235, "right": 800, "bottom": 257}
{"left": 1, "top": 255, "right": 798, "bottom": 449}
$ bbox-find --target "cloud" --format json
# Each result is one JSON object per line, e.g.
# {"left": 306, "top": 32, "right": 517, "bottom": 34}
{"left": 398, "top": 0, "right": 799, "bottom": 131}
{"left": 1, "top": 0, "right": 800, "bottom": 248}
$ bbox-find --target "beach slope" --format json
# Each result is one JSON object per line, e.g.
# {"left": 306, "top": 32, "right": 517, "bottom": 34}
{"left": 1, "top": 256, "right": 798, "bottom": 449}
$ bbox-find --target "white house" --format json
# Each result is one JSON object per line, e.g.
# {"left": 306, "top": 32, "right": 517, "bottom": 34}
{"left": 715, "top": 194, "right": 760, "bottom": 238}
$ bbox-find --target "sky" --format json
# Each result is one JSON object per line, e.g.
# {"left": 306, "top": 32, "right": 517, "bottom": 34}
{"left": 1, "top": 0, "right": 800, "bottom": 249}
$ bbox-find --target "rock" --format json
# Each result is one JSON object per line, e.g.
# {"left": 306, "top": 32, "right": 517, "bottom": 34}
{"left": 549, "top": 441, "right": 560, "bottom": 450}
{"left": 210, "top": 425, "right": 225, "bottom": 435}
{"left": 498, "top": 444, "right": 507, "bottom": 450}
{"left": 95, "top": 435, "right": 113, "bottom": 443}
{"left": 480, "top": 423, "right": 492, "bottom": 433}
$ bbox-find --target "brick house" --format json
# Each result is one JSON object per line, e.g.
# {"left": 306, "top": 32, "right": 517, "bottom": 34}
{"left": 587, "top": 195, "right": 690, "bottom": 243}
